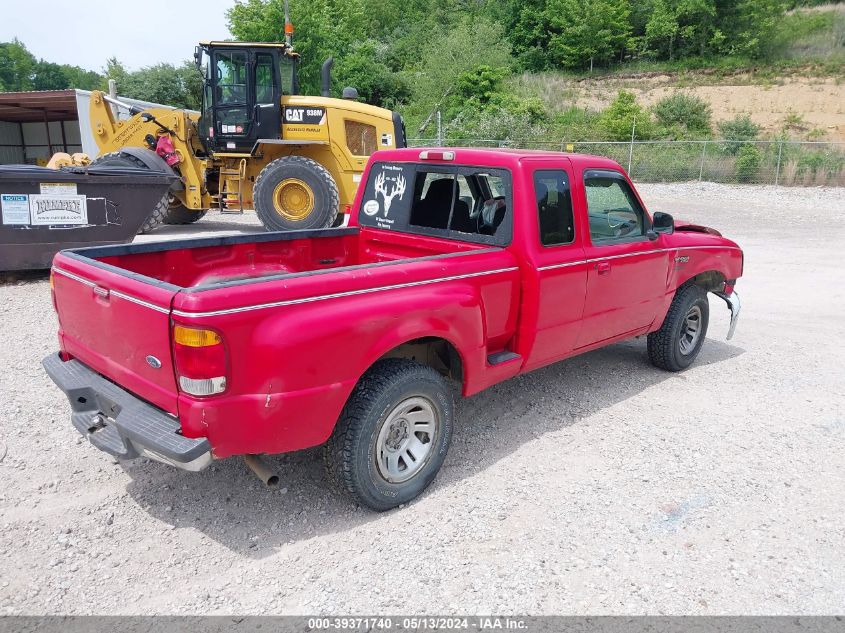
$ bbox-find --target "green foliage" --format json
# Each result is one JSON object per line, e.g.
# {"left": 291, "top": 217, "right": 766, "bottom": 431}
{"left": 735, "top": 144, "right": 762, "bottom": 182}
{"left": 717, "top": 114, "right": 761, "bottom": 153}
{"left": 456, "top": 66, "right": 510, "bottom": 105}
{"left": 334, "top": 41, "right": 410, "bottom": 107}
{"left": 545, "top": 0, "right": 631, "bottom": 70}
{"left": 0, "top": 39, "right": 35, "bottom": 91}
{"left": 228, "top": 0, "right": 369, "bottom": 96}
{"left": 0, "top": 39, "right": 100, "bottom": 92}
{"left": 598, "top": 91, "right": 653, "bottom": 141}
{"left": 405, "top": 16, "right": 513, "bottom": 135}
{"left": 652, "top": 93, "right": 712, "bottom": 136}
{"left": 103, "top": 59, "right": 202, "bottom": 109}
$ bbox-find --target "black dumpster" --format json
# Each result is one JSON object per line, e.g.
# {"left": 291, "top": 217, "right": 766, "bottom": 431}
{"left": 0, "top": 165, "right": 176, "bottom": 271}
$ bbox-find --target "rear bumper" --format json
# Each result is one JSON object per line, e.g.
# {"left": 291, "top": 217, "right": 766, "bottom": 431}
{"left": 42, "top": 353, "right": 212, "bottom": 471}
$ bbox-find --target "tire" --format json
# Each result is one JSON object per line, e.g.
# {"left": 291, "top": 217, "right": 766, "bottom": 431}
{"left": 90, "top": 151, "right": 168, "bottom": 234}
{"left": 253, "top": 156, "right": 339, "bottom": 231}
{"left": 648, "top": 284, "right": 710, "bottom": 372}
{"left": 164, "top": 197, "right": 208, "bottom": 225}
{"left": 324, "top": 359, "right": 454, "bottom": 511}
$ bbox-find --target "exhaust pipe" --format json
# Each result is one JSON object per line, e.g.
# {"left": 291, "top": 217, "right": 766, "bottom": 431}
{"left": 321, "top": 57, "right": 334, "bottom": 97}
{"left": 244, "top": 454, "right": 279, "bottom": 487}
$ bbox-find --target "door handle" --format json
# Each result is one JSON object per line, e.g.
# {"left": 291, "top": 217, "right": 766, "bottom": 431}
{"left": 596, "top": 261, "right": 611, "bottom": 275}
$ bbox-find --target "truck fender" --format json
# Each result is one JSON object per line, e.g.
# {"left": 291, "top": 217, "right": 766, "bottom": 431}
{"left": 118, "top": 147, "right": 184, "bottom": 191}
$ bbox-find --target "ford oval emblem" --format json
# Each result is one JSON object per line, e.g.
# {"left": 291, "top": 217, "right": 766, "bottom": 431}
{"left": 146, "top": 355, "right": 162, "bottom": 369}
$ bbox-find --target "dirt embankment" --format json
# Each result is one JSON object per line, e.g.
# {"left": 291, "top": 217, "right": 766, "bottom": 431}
{"left": 525, "top": 72, "right": 845, "bottom": 141}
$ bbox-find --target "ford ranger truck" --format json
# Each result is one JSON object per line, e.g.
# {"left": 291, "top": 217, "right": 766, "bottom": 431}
{"left": 43, "top": 148, "right": 743, "bottom": 511}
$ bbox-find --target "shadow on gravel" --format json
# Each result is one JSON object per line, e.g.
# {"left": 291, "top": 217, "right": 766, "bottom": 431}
{"left": 122, "top": 336, "right": 744, "bottom": 558}
{"left": 1, "top": 269, "right": 50, "bottom": 284}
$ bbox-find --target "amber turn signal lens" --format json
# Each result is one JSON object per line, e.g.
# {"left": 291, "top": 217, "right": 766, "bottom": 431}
{"left": 173, "top": 325, "right": 222, "bottom": 348}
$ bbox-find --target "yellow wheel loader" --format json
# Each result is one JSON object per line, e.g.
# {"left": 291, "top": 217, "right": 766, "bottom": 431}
{"left": 88, "top": 40, "right": 405, "bottom": 233}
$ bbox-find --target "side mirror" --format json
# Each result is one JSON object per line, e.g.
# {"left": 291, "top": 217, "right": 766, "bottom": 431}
{"left": 194, "top": 46, "right": 202, "bottom": 68}
{"left": 652, "top": 211, "right": 674, "bottom": 235}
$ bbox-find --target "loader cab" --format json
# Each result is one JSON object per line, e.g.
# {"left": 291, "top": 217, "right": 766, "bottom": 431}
{"left": 196, "top": 42, "right": 298, "bottom": 154}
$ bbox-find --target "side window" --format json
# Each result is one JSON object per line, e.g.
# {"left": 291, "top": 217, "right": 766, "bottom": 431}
{"left": 345, "top": 120, "right": 377, "bottom": 156}
{"left": 534, "top": 170, "right": 575, "bottom": 246}
{"left": 255, "top": 53, "right": 275, "bottom": 104}
{"left": 279, "top": 56, "right": 295, "bottom": 95}
{"left": 584, "top": 172, "right": 645, "bottom": 242}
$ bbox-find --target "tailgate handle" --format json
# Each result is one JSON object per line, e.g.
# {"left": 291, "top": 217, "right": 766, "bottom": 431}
{"left": 93, "top": 285, "right": 110, "bottom": 300}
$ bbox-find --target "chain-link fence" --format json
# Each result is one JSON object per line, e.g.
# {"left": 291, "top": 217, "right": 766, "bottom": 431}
{"left": 407, "top": 138, "right": 845, "bottom": 187}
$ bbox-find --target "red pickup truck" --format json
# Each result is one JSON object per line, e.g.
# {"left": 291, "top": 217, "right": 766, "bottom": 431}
{"left": 44, "top": 148, "right": 742, "bottom": 510}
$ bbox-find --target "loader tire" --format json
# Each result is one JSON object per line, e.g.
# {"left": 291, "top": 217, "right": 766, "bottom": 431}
{"left": 324, "top": 359, "right": 454, "bottom": 511}
{"left": 648, "top": 284, "right": 710, "bottom": 372}
{"left": 90, "top": 151, "right": 168, "bottom": 234}
{"left": 164, "top": 198, "right": 208, "bottom": 225}
{"left": 253, "top": 156, "right": 339, "bottom": 231}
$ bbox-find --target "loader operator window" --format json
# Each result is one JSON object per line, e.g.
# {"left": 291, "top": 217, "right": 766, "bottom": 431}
{"left": 216, "top": 51, "right": 247, "bottom": 104}
{"left": 255, "top": 54, "right": 275, "bottom": 104}
{"left": 215, "top": 51, "right": 249, "bottom": 134}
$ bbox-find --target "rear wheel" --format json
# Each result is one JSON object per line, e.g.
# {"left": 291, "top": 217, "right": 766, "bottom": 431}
{"left": 324, "top": 359, "right": 454, "bottom": 511}
{"left": 253, "top": 156, "right": 339, "bottom": 231}
{"left": 648, "top": 284, "right": 710, "bottom": 371}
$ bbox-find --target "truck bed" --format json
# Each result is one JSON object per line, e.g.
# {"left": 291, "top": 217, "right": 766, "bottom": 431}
{"left": 50, "top": 226, "right": 519, "bottom": 438}
{"left": 86, "top": 227, "right": 483, "bottom": 288}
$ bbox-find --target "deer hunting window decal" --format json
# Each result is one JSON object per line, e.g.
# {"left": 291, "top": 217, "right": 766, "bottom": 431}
{"left": 360, "top": 163, "right": 413, "bottom": 230}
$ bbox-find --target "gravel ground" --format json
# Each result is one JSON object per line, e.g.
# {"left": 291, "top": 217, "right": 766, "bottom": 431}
{"left": 1, "top": 183, "right": 844, "bottom": 615}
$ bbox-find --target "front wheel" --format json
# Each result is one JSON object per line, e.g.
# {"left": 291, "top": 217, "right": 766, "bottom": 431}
{"left": 324, "top": 359, "right": 454, "bottom": 511}
{"left": 648, "top": 284, "right": 710, "bottom": 371}
{"left": 253, "top": 156, "right": 339, "bottom": 231}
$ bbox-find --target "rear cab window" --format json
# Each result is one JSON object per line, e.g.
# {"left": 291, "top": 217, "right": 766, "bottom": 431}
{"left": 358, "top": 162, "right": 513, "bottom": 246}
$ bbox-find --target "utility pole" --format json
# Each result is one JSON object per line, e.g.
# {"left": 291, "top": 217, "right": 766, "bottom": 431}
{"left": 628, "top": 116, "right": 636, "bottom": 175}
{"left": 436, "top": 111, "right": 442, "bottom": 147}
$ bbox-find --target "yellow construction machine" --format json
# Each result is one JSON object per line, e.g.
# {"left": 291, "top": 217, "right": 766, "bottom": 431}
{"left": 89, "top": 34, "right": 405, "bottom": 233}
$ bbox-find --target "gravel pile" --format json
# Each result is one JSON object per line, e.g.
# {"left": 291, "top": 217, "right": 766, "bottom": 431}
{"left": 1, "top": 183, "right": 843, "bottom": 614}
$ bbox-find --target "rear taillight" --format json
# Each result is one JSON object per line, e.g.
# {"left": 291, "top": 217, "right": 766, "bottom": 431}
{"left": 172, "top": 325, "right": 227, "bottom": 396}
{"left": 49, "top": 270, "right": 58, "bottom": 312}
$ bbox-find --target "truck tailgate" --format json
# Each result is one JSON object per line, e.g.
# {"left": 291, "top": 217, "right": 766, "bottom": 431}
{"left": 52, "top": 253, "right": 180, "bottom": 415}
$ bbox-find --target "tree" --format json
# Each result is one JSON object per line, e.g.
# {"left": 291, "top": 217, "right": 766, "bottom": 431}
{"left": 653, "top": 93, "right": 712, "bottom": 136}
{"left": 103, "top": 59, "right": 201, "bottom": 109}
{"left": 32, "top": 61, "right": 70, "bottom": 90}
{"left": 545, "top": 0, "right": 631, "bottom": 70}
{"left": 0, "top": 39, "right": 36, "bottom": 91}
{"left": 406, "top": 16, "right": 513, "bottom": 134}
{"left": 598, "top": 91, "right": 653, "bottom": 141}
{"left": 645, "top": 0, "right": 680, "bottom": 59}
{"left": 334, "top": 40, "right": 410, "bottom": 107}
{"left": 227, "top": 0, "right": 368, "bottom": 96}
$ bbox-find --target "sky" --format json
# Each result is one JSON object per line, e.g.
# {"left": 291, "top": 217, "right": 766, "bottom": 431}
{"left": 2, "top": 0, "right": 234, "bottom": 72}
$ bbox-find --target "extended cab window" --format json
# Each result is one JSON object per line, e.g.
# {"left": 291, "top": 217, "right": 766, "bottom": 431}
{"left": 534, "top": 170, "right": 575, "bottom": 246}
{"left": 584, "top": 171, "right": 646, "bottom": 243}
{"left": 358, "top": 163, "right": 512, "bottom": 246}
